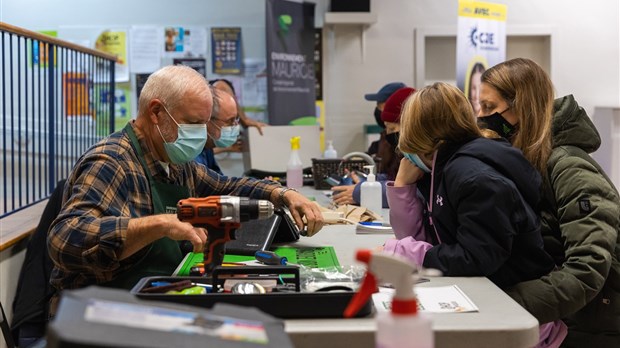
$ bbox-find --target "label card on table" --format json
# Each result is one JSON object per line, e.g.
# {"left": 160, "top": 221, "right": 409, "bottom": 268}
{"left": 373, "top": 285, "right": 479, "bottom": 313}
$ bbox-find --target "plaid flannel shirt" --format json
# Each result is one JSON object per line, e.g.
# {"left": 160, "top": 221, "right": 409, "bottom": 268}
{"left": 48, "top": 121, "right": 280, "bottom": 290}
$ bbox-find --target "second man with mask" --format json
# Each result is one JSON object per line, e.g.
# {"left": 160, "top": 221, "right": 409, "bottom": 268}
{"left": 195, "top": 88, "right": 241, "bottom": 174}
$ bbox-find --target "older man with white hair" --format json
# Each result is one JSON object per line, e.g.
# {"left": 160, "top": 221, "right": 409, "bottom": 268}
{"left": 48, "top": 65, "right": 323, "bottom": 293}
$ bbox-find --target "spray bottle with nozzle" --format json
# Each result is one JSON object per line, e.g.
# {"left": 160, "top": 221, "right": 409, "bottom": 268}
{"left": 344, "top": 249, "right": 434, "bottom": 348}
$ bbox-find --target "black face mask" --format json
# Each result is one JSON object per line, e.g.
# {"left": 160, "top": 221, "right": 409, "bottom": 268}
{"left": 374, "top": 107, "right": 385, "bottom": 129}
{"left": 385, "top": 132, "right": 399, "bottom": 148}
{"left": 477, "top": 108, "right": 517, "bottom": 139}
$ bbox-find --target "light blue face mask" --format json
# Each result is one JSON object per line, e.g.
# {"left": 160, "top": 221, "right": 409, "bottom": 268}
{"left": 214, "top": 124, "right": 240, "bottom": 148}
{"left": 403, "top": 152, "right": 432, "bottom": 173}
{"left": 157, "top": 105, "right": 207, "bottom": 164}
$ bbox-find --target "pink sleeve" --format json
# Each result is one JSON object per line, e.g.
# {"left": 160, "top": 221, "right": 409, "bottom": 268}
{"left": 383, "top": 237, "right": 433, "bottom": 266}
{"left": 534, "top": 321, "right": 567, "bottom": 348}
{"left": 386, "top": 182, "right": 430, "bottom": 242}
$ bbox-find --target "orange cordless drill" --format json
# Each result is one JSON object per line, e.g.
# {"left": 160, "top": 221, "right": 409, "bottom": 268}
{"left": 177, "top": 196, "right": 274, "bottom": 274}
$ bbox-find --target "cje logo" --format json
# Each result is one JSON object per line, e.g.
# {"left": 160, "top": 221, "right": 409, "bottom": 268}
{"left": 469, "top": 27, "right": 495, "bottom": 49}
{"left": 278, "top": 14, "right": 292, "bottom": 34}
{"left": 474, "top": 7, "right": 490, "bottom": 16}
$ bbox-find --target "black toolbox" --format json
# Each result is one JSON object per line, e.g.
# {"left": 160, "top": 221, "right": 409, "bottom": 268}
{"left": 131, "top": 266, "right": 373, "bottom": 319}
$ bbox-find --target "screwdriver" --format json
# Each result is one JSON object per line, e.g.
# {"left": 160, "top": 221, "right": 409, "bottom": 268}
{"left": 255, "top": 250, "right": 288, "bottom": 265}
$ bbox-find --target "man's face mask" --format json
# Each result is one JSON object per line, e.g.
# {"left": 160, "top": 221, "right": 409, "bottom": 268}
{"left": 385, "top": 132, "right": 399, "bottom": 148}
{"left": 477, "top": 108, "right": 517, "bottom": 139}
{"left": 374, "top": 107, "right": 385, "bottom": 129}
{"left": 214, "top": 124, "right": 240, "bottom": 148}
{"left": 157, "top": 105, "right": 207, "bottom": 164}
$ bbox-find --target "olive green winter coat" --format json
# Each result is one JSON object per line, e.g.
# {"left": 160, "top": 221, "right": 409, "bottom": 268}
{"left": 505, "top": 95, "right": 620, "bottom": 347}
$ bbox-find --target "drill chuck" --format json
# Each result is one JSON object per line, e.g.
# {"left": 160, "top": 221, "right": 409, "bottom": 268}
{"left": 220, "top": 196, "right": 274, "bottom": 223}
{"left": 256, "top": 199, "right": 275, "bottom": 219}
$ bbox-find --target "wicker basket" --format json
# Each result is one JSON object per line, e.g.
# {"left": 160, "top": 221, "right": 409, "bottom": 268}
{"left": 311, "top": 158, "right": 381, "bottom": 190}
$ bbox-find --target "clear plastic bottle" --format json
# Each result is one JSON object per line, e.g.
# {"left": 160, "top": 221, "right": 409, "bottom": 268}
{"left": 376, "top": 310, "right": 434, "bottom": 348}
{"left": 344, "top": 250, "right": 434, "bottom": 348}
{"left": 286, "top": 136, "right": 303, "bottom": 189}
{"left": 324, "top": 140, "right": 338, "bottom": 159}
{"left": 360, "top": 165, "right": 382, "bottom": 214}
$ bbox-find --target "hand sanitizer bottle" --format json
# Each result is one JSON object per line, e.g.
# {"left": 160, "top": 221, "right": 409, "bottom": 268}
{"left": 286, "top": 136, "right": 303, "bottom": 189}
{"left": 324, "top": 140, "right": 338, "bottom": 159}
{"left": 360, "top": 165, "right": 382, "bottom": 214}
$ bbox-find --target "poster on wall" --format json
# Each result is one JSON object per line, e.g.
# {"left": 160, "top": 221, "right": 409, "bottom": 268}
{"left": 63, "top": 72, "right": 92, "bottom": 117}
{"left": 211, "top": 27, "right": 242, "bottom": 74}
{"left": 456, "top": 0, "right": 507, "bottom": 116}
{"left": 240, "top": 58, "right": 268, "bottom": 124}
{"left": 112, "top": 83, "right": 132, "bottom": 131}
{"left": 135, "top": 73, "right": 151, "bottom": 101}
{"left": 129, "top": 26, "right": 161, "bottom": 74}
{"left": 30, "top": 30, "right": 58, "bottom": 67}
{"left": 173, "top": 58, "right": 207, "bottom": 77}
{"left": 163, "top": 26, "right": 207, "bottom": 58}
{"left": 265, "top": 0, "right": 316, "bottom": 125}
{"left": 95, "top": 29, "right": 130, "bottom": 82}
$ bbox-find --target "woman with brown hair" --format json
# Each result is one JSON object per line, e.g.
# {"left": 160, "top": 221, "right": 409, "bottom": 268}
{"left": 384, "top": 82, "right": 554, "bottom": 288}
{"left": 383, "top": 81, "right": 565, "bottom": 347}
{"left": 478, "top": 58, "right": 620, "bottom": 347}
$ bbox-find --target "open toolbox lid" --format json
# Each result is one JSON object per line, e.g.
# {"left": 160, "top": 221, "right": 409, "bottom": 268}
{"left": 47, "top": 286, "right": 294, "bottom": 348}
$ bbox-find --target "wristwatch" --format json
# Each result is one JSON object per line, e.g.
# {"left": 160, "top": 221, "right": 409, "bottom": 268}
{"left": 278, "top": 187, "right": 298, "bottom": 207}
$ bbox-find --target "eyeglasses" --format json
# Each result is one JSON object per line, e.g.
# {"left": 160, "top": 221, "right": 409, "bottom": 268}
{"left": 211, "top": 116, "right": 240, "bottom": 127}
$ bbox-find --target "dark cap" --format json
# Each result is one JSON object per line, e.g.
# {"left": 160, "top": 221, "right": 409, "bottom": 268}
{"left": 364, "top": 82, "right": 406, "bottom": 102}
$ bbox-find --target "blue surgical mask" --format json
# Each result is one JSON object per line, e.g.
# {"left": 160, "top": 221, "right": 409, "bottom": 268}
{"left": 214, "top": 124, "right": 240, "bottom": 148}
{"left": 157, "top": 105, "right": 207, "bottom": 164}
{"left": 403, "top": 152, "right": 431, "bottom": 173}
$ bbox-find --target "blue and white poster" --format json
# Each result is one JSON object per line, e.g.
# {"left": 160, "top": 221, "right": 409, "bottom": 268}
{"left": 211, "top": 27, "right": 242, "bottom": 74}
{"left": 456, "top": 1, "right": 507, "bottom": 115}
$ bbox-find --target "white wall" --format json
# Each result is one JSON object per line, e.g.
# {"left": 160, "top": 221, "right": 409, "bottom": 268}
{"left": 3, "top": 0, "right": 618, "bottom": 153}
{"left": 321, "top": 0, "right": 620, "bottom": 154}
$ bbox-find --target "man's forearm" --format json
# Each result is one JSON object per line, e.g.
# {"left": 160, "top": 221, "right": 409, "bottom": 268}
{"left": 123, "top": 215, "right": 167, "bottom": 260}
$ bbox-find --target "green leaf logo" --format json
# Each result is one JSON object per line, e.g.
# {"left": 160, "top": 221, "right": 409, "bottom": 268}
{"left": 278, "top": 14, "right": 292, "bottom": 34}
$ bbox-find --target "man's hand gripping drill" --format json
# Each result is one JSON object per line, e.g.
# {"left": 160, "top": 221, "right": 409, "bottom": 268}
{"left": 177, "top": 196, "right": 274, "bottom": 274}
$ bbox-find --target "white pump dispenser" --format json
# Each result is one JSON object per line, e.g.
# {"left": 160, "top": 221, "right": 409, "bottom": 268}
{"left": 344, "top": 250, "right": 434, "bottom": 348}
{"left": 324, "top": 140, "right": 337, "bottom": 159}
{"left": 360, "top": 165, "right": 382, "bottom": 214}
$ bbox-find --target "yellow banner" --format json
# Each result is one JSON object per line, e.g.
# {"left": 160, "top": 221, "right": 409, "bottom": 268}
{"left": 95, "top": 30, "right": 127, "bottom": 66}
{"left": 459, "top": 0, "right": 507, "bottom": 22}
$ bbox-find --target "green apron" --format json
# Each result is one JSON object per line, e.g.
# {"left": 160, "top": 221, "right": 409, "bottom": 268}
{"left": 103, "top": 124, "right": 190, "bottom": 289}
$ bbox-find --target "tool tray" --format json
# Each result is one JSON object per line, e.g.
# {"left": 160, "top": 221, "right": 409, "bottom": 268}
{"left": 131, "top": 266, "right": 372, "bottom": 319}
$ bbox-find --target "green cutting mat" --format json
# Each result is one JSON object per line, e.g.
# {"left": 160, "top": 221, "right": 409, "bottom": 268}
{"left": 177, "top": 246, "right": 340, "bottom": 276}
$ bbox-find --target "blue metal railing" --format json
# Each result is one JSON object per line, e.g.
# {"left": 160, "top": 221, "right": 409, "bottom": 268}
{"left": 1, "top": 22, "right": 116, "bottom": 218}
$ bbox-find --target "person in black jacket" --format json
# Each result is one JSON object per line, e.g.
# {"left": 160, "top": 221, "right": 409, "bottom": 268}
{"left": 383, "top": 82, "right": 554, "bottom": 287}
{"left": 382, "top": 82, "right": 563, "bottom": 347}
